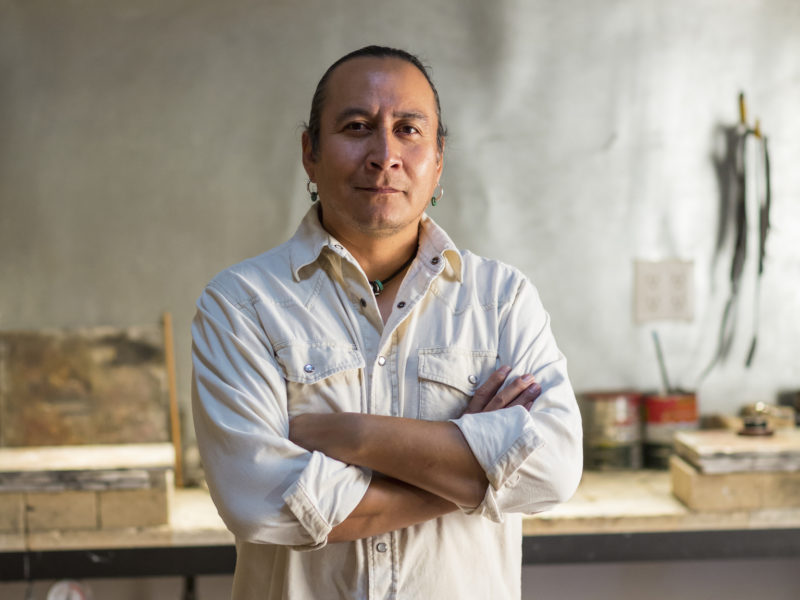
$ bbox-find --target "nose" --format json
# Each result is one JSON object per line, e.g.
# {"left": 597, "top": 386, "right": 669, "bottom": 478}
{"left": 367, "top": 128, "right": 401, "bottom": 171}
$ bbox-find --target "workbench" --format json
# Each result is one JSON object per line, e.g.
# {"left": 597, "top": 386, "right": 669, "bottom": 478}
{"left": 2, "top": 471, "right": 800, "bottom": 581}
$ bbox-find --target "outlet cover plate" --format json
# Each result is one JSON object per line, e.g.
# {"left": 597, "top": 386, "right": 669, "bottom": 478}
{"left": 634, "top": 260, "right": 694, "bottom": 323}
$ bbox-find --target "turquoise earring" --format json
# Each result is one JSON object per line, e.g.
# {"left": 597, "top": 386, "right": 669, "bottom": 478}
{"left": 431, "top": 183, "right": 443, "bottom": 207}
{"left": 307, "top": 180, "right": 318, "bottom": 202}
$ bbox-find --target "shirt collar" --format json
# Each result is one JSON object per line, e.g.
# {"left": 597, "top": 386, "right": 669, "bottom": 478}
{"left": 289, "top": 204, "right": 333, "bottom": 280}
{"left": 289, "top": 204, "right": 463, "bottom": 283}
{"left": 418, "top": 212, "right": 463, "bottom": 283}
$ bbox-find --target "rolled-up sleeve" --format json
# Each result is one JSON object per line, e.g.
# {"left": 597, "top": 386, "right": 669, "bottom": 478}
{"left": 450, "top": 277, "right": 582, "bottom": 522}
{"left": 192, "top": 282, "right": 371, "bottom": 549}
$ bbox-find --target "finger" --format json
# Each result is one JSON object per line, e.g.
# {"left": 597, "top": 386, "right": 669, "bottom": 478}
{"left": 465, "top": 366, "right": 511, "bottom": 414}
{"left": 483, "top": 374, "right": 537, "bottom": 412}
{"left": 506, "top": 382, "right": 542, "bottom": 411}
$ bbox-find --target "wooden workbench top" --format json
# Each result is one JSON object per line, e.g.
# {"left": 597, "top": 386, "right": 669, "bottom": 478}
{"left": 4, "top": 470, "right": 800, "bottom": 553}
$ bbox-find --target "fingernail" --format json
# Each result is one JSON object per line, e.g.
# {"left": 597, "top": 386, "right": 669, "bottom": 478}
{"left": 521, "top": 373, "right": 534, "bottom": 383}
{"left": 500, "top": 365, "right": 512, "bottom": 375}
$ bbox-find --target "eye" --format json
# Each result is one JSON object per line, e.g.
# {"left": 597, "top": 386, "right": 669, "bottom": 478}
{"left": 344, "top": 121, "right": 369, "bottom": 133}
{"left": 397, "top": 124, "right": 420, "bottom": 135}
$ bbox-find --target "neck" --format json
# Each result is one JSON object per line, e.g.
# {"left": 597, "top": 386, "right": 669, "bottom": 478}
{"left": 319, "top": 208, "right": 422, "bottom": 282}
{"left": 354, "top": 236, "right": 418, "bottom": 283}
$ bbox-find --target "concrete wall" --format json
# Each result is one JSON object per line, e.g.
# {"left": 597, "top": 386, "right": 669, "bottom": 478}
{"left": 1, "top": 0, "right": 799, "bottom": 595}
{"left": 3, "top": 0, "right": 799, "bottom": 450}
{"left": 2, "top": 0, "right": 799, "bottom": 452}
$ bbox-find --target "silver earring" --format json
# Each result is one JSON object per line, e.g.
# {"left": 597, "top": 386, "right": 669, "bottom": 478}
{"left": 306, "top": 180, "right": 318, "bottom": 202}
{"left": 431, "top": 183, "right": 443, "bottom": 207}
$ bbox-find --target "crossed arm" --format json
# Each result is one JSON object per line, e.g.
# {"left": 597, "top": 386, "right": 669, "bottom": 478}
{"left": 289, "top": 366, "right": 542, "bottom": 542}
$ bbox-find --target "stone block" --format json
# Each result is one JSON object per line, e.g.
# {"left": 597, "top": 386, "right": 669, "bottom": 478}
{"left": 25, "top": 491, "right": 97, "bottom": 531}
{"left": 99, "top": 486, "right": 171, "bottom": 529}
{"left": 671, "top": 454, "right": 800, "bottom": 511}
{"left": 0, "top": 493, "right": 24, "bottom": 533}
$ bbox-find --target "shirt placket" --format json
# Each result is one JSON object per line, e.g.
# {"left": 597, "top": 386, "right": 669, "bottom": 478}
{"left": 345, "top": 248, "right": 447, "bottom": 600}
{"left": 351, "top": 282, "right": 396, "bottom": 599}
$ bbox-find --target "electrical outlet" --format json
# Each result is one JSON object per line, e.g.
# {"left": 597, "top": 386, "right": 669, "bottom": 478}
{"left": 634, "top": 260, "right": 694, "bottom": 322}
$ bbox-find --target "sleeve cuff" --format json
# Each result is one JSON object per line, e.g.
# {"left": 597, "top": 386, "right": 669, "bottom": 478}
{"left": 282, "top": 450, "right": 372, "bottom": 550}
{"left": 451, "top": 406, "right": 543, "bottom": 522}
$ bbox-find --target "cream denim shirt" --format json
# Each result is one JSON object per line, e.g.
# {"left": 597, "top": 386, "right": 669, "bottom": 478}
{"left": 192, "top": 205, "right": 582, "bottom": 600}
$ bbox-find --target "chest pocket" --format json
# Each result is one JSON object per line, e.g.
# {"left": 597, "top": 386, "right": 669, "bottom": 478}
{"left": 274, "top": 341, "right": 365, "bottom": 418}
{"left": 417, "top": 348, "right": 498, "bottom": 421}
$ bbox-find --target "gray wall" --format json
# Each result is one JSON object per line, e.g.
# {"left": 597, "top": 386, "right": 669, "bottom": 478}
{"left": 3, "top": 0, "right": 798, "bottom": 456}
{"left": 2, "top": 1, "right": 800, "bottom": 598}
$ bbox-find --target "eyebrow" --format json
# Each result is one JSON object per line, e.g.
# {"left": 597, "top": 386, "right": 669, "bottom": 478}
{"left": 333, "top": 107, "right": 430, "bottom": 125}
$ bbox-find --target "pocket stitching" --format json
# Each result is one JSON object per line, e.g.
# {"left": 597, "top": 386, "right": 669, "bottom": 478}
{"left": 275, "top": 342, "right": 364, "bottom": 384}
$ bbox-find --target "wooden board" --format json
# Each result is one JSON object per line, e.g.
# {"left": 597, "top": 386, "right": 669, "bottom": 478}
{"left": 674, "top": 429, "right": 800, "bottom": 474}
{"left": 0, "top": 327, "right": 169, "bottom": 446}
{"left": 0, "top": 443, "right": 175, "bottom": 492}
{"left": 670, "top": 454, "right": 800, "bottom": 511}
{"left": 0, "top": 443, "right": 175, "bottom": 472}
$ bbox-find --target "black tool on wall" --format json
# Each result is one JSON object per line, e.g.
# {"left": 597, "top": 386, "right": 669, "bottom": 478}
{"left": 700, "top": 92, "right": 772, "bottom": 383}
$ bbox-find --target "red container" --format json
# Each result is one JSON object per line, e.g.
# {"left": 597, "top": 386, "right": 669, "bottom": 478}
{"left": 643, "top": 393, "right": 698, "bottom": 469}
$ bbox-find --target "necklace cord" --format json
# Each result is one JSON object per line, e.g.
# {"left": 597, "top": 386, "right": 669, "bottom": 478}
{"left": 370, "top": 248, "right": 418, "bottom": 296}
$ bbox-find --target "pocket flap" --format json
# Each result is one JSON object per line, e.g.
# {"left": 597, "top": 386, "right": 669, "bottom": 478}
{"left": 418, "top": 348, "right": 497, "bottom": 395}
{"left": 275, "top": 342, "right": 364, "bottom": 384}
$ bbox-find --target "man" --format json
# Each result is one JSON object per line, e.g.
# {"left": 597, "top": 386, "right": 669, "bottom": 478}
{"left": 192, "top": 46, "right": 582, "bottom": 599}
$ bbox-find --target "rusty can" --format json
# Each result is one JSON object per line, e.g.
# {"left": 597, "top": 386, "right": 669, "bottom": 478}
{"left": 643, "top": 392, "right": 698, "bottom": 469}
{"left": 578, "top": 391, "right": 642, "bottom": 470}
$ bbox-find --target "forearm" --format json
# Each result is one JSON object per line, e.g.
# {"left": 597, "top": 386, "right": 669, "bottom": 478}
{"left": 328, "top": 476, "right": 456, "bottom": 543}
{"left": 290, "top": 413, "right": 488, "bottom": 507}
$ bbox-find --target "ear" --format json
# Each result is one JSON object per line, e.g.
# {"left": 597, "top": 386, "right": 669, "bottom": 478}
{"left": 435, "top": 139, "right": 445, "bottom": 177}
{"left": 301, "top": 130, "right": 316, "bottom": 181}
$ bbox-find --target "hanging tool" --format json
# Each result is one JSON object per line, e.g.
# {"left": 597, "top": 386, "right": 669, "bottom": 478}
{"left": 699, "top": 92, "right": 771, "bottom": 383}
{"left": 745, "top": 126, "right": 771, "bottom": 367}
{"left": 651, "top": 330, "right": 674, "bottom": 394}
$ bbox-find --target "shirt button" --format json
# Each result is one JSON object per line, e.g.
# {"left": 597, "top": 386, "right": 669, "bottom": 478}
{"left": 468, "top": 374, "right": 478, "bottom": 385}
{"left": 376, "top": 542, "right": 388, "bottom": 553}
{"left": 377, "top": 356, "right": 386, "bottom": 366}
{"left": 360, "top": 298, "right": 367, "bottom": 308}
{"left": 303, "top": 364, "right": 315, "bottom": 373}
{"left": 431, "top": 256, "right": 440, "bottom": 265}
{"left": 396, "top": 301, "right": 406, "bottom": 309}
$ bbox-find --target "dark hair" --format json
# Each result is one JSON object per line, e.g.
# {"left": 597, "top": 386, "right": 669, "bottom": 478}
{"left": 304, "top": 45, "right": 447, "bottom": 159}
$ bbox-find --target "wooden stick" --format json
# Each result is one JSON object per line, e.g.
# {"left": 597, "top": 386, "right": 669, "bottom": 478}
{"left": 163, "top": 311, "right": 184, "bottom": 488}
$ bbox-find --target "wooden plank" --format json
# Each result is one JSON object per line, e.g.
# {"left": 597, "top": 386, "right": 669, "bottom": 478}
{"left": 0, "top": 327, "right": 169, "bottom": 447}
{"left": 670, "top": 454, "right": 800, "bottom": 511}
{"left": 162, "top": 312, "right": 184, "bottom": 487}
{"left": 0, "top": 444, "right": 174, "bottom": 493}
{"left": 0, "top": 443, "right": 174, "bottom": 472}
{"left": 674, "top": 429, "right": 800, "bottom": 474}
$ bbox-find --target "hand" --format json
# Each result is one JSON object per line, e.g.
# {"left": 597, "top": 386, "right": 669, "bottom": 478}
{"left": 463, "top": 366, "right": 541, "bottom": 415}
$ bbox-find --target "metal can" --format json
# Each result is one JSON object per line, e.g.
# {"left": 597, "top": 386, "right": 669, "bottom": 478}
{"left": 578, "top": 391, "right": 642, "bottom": 470}
{"left": 643, "top": 392, "right": 698, "bottom": 469}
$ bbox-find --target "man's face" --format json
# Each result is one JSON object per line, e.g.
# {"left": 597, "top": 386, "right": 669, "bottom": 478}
{"left": 302, "top": 56, "right": 443, "bottom": 242}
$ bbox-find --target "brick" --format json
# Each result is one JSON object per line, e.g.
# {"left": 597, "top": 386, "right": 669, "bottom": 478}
{"left": 99, "top": 486, "right": 171, "bottom": 529}
{"left": 25, "top": 491, "right": 97, "bottom": 531}
{"left": 0, "top": 493, "right": 25, "bottom": 533}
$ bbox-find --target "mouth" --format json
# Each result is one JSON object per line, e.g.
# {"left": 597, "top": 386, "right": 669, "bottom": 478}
{"left": 355, "top": 186, "right": 403, "bottom": 194}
